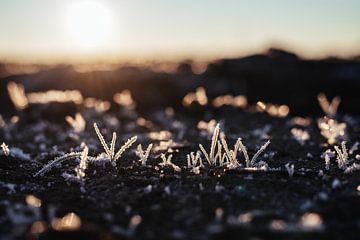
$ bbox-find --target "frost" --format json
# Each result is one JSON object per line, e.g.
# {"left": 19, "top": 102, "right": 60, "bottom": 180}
{"left": 197, "top": 123, "right": 270, "bottom": 169}
{"left": 74, "top": 146, "right": 89, "bottom": 184}
{"left": 159, "top": 153, "right": 181, "bottom": 172}
{"left": 349, "top": 141, "right": 359, "bottom": 155}
{"left": 187, "top": 151, "right": 203, "bottom": 174}
{"left": 199, "top": 123, "right": 220, "bottom": 166}
{"left": 34, "top": 151, "right": 82, "bottom": 177}
{"left": 94, "top": 123, "right": 137, "bottom": 166}
{"left": 187, "top": 151, "right": 203, "bottom": 168}
{"left": 334, "top": 141, "right": 349, "bottom": 170}
{"left": 9, "top": 147, "right": 31, "bottom": 160}
{"left": 239, "top": 139, "right": 271, "bottom": 168}
{"left": 344, "top": 163, "right": 360, "bottom": 174}
{"left": 1, "top": 142, "right": 10, "bottom": 156}
{"left": 321, "top": 149, "right": 335, "bottom": 170}
{"left": 332, "top": 178, "right": 341, "bottom": 189}
{"left": 135, "top": 144, "right": 153, "bottom": 166}
{"left": 251, "top": 125, "right": 271, "bottom": 140}
{"left": 285, "top": 163, "right": 295, "bottom": 177}
{"left": 0, "top": 182, "right": 17, "bottom": 194}
{"left": 164, "top": 186, "right": 171, "bottom": 195}
{"left": 221, "top": 137, "right": 241, "bottom": 168}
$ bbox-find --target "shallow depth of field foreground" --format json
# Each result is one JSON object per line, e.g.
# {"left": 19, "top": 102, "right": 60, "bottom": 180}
{"left": 1, "top": 53, "right": 360, "bottom": 239}
{"left": 1, "top": 1, "right": 360, "bottom": 240}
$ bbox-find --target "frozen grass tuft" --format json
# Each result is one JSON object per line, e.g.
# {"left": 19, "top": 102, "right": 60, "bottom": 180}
{"left": 34, "top": 151, "right": 83, "bottom": 177}
{"left": 187, "top": 151, "right": 203, "bottom": 168}
{"left": 135, "top": 144, "right": 153, "bottom": 166}
{"left": 321, "top": 149, "right": 335, "bottom": 170}
{"left": 239, "top": 139, "right": 271, "bottom": 168}
{"left": 93, "top": 123, "right": 137, "bottom": 166}
{"left": 334, "top": 141, "right": 349, "bottom": 170}
{"left": 187, "top": 151, "right": 203, "bottom": 174}
{"left": 221, "top": 137, "right": 241, "bottom": 169}
{"left": 199, "top": 123, "right": 220, "bottom": 166}
{"left": 197, "top": 122, "right": 271, "bottom": 169}
{"left": 159, "top": 153, "right": 181, "bottom": 172}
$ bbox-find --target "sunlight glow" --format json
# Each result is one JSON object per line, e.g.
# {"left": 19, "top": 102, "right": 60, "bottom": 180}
{"left": 64, "top": 1, "right": 112, "bottom": 50}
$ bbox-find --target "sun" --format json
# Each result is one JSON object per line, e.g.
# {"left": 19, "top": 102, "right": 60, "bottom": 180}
{"left": 64, "top": 1, "right": 112, "bottom": 50}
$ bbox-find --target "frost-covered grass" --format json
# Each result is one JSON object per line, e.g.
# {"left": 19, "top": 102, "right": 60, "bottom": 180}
{"left": 1, "top": 142, "right": 10, "bottom": 156}
{"left": 135, "top": 144, "right": 153, "bottom": 166}
{"left": 3, "top": 86, "right": 359, "bottom": 198}
{"left": 159, "top": 153, "right": 181, "bottom": 172}
{"left": 196, "top": 123, "right": 271, "bottom": 170}
{"left": 93, "top": 123, "right": 137, "bottom": 166}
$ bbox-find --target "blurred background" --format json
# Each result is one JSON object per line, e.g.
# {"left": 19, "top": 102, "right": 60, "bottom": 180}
{"left": 1, "top": 0, "right": 360, "bottom": 115}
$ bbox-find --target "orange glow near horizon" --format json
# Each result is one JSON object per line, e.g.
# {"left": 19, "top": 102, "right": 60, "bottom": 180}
{"left": 1, "top": 0, "right": 360, "bottom": 63}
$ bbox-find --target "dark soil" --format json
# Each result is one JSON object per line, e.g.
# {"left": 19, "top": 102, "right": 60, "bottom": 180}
{"left": 0, "top": 104, "right": 359, "bottom": 240}
{"left": 1, "top": 50, "right": 360, "bottom": 239}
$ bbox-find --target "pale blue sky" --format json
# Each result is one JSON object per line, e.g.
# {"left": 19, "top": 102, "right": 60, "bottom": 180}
{"left": 0, "top": 0, "right": 359, "bottom": 62}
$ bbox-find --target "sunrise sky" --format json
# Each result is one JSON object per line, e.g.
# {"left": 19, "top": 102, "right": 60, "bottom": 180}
{"left": 1, "top": 0, "right": 360, "bottom": 63}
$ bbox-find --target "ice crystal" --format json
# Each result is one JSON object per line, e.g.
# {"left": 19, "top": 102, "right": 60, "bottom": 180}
{"left": 159, "top": 153, "right": 180, "bottom": 172}
{"left": 344, "top": 163, "right": 360, "bottom": 174}
{"left": 199, "top": 123, "right": 220, "bottom": 166}
{"left": 321, "top": 149, "right": 335, "bottom": 170}
{"left": 1, "top": 142, "right": 10, "bottom": 156}
{"left": 34, "top": 151, "right": 83, "bottom": 177}
{"left": 285, "top": 163, "right": 295, "bottom": 177}
{"left": 94, "top": 123, "right": 137, "bottom": 166}
{"left": 221, "top": 137, "right": 241, "bottom": 169}
{"left": 334, "top": 141, "right": 349, "bottom": 170}
{"left": 135, "top": 144, "right": 153, "bottom": 166}
{"left": 74, "top": 146, "right": 89, "bottom": 184}
{"left": 186, "top": 151, "right": 202, "bottom": 168}
{"left": 238, "top": 139, "right": 271, "bottom": 168}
